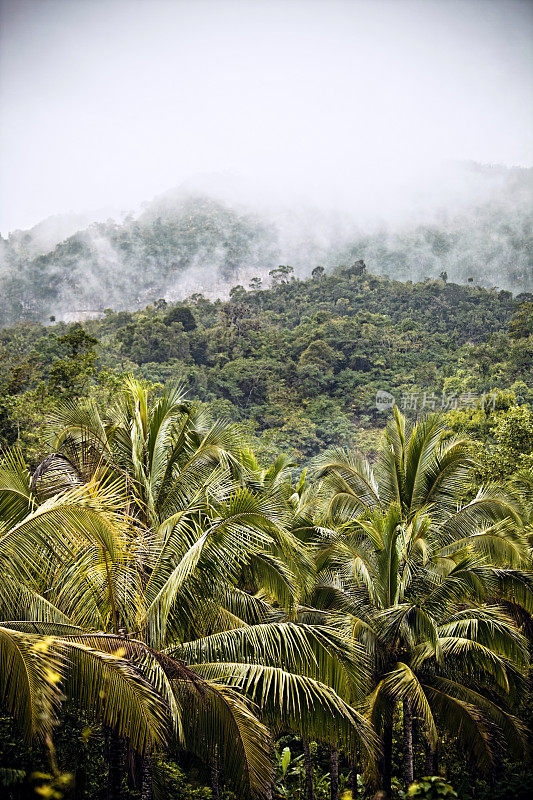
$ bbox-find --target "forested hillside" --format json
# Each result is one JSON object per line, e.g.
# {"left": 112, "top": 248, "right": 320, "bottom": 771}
{"left": 1, "top": 164, "right": 531, "bottom": 328}
{"left": 1, "top": 265, "right": 531, "bottom": 463}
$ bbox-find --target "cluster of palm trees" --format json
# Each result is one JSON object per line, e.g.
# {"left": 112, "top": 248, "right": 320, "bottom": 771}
{"left": 0, "top": 377, "right": 531, "bottom": 799}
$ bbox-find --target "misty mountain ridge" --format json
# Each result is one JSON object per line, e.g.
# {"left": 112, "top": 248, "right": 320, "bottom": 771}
{"left": 0, "top": 162, "right": 531, "bottom": 326}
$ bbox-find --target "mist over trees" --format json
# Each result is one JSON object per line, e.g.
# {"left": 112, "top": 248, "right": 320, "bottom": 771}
{"left": 0, "top": 163, "right": 531, "bottom": 328}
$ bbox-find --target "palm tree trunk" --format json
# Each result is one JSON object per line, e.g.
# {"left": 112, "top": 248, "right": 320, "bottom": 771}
{"left": 126, "top": 744, "right": 141, "bottom": 792}
{"left": 330, "top": 747, "right": 339, "bottom": 800}
{"left": 412, "top": 714, "right": 419, "bottom": 780}
{"left": 141, "top": 755, "right": 152, "bottom": 800}
{"left": 403, "top": 698, "right": 414, "bottom": 787}
{"left": 210, "top": 747, "right": 220, "bottom": 800}
{"left": 381, "top": 719, "right": 393, "bottom": 799}
{"left": 424, "top": 737, "right": 437, "bottom": 776}
{"left": 350, "top": 751, "right": 358, "bottom": 799}
{"left": 303, "top": 739, "right": 314, "bottom": 800}
{"left": 106, "top": 731, "right": 122, "bottom": 800}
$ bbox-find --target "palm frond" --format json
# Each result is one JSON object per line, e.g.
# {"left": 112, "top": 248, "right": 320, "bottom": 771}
{"left": 0, "top": 625, "right": 62, "bottom": 740}
{"left": 380, "top": 662, "right": 437, "bottom": 743}
{"left": 172, "top": 621, "right": 369, "bottom": 701}
{"left": 193, "top": 661, "right": 379, "bottom": 755}
{"left": 173, "top": 678, "right": 272, "bottom": 799}
{"left": 423, "top": 684, "right": 495, "bottom": 769}
{"left": 0, "top": 448, "right": 35, "bottom": 523}
{"left": 64, "top": 639, "right": 168, "bottom": 753}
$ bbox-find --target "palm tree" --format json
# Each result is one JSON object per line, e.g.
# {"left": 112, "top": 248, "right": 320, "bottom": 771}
{"left": 0, "top": 458, "right": 321, "bottom": 798}
{"left": 235, "top": 456, "right": 375, "bottom": 800}
{"left": 309, "top": 408, "right": 532, "bottom": 797}
{"left": 0, "top": 380, "right": 377, "bottom": 797}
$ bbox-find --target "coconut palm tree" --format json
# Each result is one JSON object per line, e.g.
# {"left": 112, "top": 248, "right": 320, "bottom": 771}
{"left": 239, "top": 458, "right": 375, "bottom": 800}
{"left": 0, "top": 380, "right": 377, "bottom": 797}
{"left": 309, "top": 408, "right": 533, "bottom": 797}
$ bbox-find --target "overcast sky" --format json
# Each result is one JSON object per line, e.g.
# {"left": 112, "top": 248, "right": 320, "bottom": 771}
{"left": 0, "top": 0, "right": 532, "bottom": 233}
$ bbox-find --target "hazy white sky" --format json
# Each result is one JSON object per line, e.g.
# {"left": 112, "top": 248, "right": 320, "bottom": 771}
{"left": 1, "top": 0, "right": 532, "bottom": 233}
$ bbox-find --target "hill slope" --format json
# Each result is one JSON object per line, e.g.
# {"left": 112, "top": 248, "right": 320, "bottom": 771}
{"left": 1, "top": 266, "right": 531, "bottom": 460}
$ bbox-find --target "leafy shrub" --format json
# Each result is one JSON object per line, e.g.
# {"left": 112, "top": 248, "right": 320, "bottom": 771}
{"left": 154, "top": 756, "right": 212, "bottom": 799}
{"left": 407, "top": 776, "right": 458, "bottom": 799}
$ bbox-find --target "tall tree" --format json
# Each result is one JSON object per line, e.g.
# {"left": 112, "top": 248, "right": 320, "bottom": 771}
{"left": 311, "top": 409, "right": 532, "bottom": 796}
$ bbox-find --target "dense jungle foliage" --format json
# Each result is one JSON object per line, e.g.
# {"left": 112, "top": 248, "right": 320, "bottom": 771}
{"left": 0, "top": 268, "right": 532, "bottom": 800}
